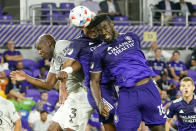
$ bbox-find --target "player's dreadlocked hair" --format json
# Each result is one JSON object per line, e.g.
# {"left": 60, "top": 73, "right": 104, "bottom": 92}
{"left": 88, "top": 13, "right": 112, "bottom": 28}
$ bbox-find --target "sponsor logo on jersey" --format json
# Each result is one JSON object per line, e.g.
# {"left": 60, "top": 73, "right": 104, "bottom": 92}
{"left": 90, "top": 62, "right": 94, "bottom": 69}
{"left": 179, "top": 109, "right": 184, "bottom": 114}
{"left": 67, "top": 48, "right": 74, "bottom": 55}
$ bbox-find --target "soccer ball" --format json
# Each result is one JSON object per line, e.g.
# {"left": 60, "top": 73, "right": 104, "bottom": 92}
{"left": 69, "top": 6, "right": 94, "bottom": 28}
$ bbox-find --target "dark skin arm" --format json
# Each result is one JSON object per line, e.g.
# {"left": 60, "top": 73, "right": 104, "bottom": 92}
{"left": 10, "top": 70, "right": 58, "bottom": 90}
{"left": 90, "top": 72, "right": 109, "bottom": 117}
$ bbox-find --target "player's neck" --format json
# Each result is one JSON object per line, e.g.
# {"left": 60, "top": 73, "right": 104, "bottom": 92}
{"left": 183, "top": 94, "right": 193, "bottom": 104}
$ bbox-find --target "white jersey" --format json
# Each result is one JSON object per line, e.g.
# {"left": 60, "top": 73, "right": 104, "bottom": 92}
{"left": 49, "top": 40, "right": 84, "bottom": 93}
{"left": 0, "top": 96, "right": 20, "bottom": 131}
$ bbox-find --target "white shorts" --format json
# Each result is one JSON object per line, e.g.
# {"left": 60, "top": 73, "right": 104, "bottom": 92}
{"left": 52, "top": 86, "right": 93, "bottom": 131}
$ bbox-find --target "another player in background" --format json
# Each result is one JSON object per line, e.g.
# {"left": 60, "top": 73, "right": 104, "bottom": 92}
{"left": 0, "top": 96, "right": 21, "bottom": 131}
{"left": 57, "top": 6, "right": 117, "bottom": 131}
{"left": 165, "top": 77, "right": 196, "bottom": 131}
{"left": 10, "top": 35, "right": 90, "bottom": 131}
{"left": 90, "top": 13, "right": 166, "bottom": 131}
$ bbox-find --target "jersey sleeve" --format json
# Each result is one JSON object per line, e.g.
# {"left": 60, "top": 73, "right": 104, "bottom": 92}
{"left": 166, "top": 102, "right": 176, "bottom": 119}
{"left": 89, "top": 48, "right": 103, "bottom": 72}
{"left": 48, "top": 59, "right": 57, "bottom": 74}
{"left": 65, "top": 40, "right": 81, "bottom": 60}
{"left": 8, "top": 101, "right": 20, "bottom": 123}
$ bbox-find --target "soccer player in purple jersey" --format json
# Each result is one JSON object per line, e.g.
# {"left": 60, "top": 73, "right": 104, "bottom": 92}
{"left": 165, "top": 77, "right": 196, "bottom": 131}
{"left": 90, "top": 13, "right": 166, "bottom": 131}
{"left": 57, "top": 18, "right": 117, "bottom": 131}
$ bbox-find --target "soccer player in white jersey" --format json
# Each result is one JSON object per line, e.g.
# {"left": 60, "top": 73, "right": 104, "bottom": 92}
{"left": 0, "top": 96, "right": 21, "bottom": 131}
{"left": 10, "top": 34, "right": 93, "bottom": 131}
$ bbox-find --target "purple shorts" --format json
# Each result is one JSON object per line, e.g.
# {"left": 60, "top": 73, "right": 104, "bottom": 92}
{"left": 87, "top": 83, "right": 117, "bottom": 123}
{"left": 114, "top": 80, "right": 166, "bottom": 129}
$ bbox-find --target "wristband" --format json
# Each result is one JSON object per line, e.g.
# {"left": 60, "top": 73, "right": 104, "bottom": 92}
{"left": 62, "top": 67, "right": 73, "bottom": 74}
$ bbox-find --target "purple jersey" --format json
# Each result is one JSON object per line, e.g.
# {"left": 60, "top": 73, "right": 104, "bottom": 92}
{"left": 90, "top": 32, "right": 155, "bottom": 88}
{"left": 148, "top": 59, "right": 167, "bottom": 75}
{"left": 166, "top": 96, "right": 196, "bottom": 130}
{"left": 66, "top": 32, "right": 102, "bottom": 87}
{"left": 3, "top": 50, "right": 21, "bottom": 67}
{"left": 168, "top": 61, "right": 187, "bottom": 76}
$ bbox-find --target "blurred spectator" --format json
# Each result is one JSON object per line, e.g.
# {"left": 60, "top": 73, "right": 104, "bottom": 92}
{"left": 99, "top": 0, "right": 121, "bottom": 19}
{"left": 36, "top": 67, "right": 48, "bottom": 80}
{"left": 5, "top": 78, "right": 29, "bottom": 102}
{"left": 145, "top": 42, "right": 172, "bottom": 62}
{"left": 160, "top": 90, "right": 171, "bottom": 110}
{"left": 175, "top": 0, "right": 196, "bottom": 17}
{"left": 0, "top": 52, "right": 9, "bottom": 71}
{"left": 157, "top": 70, "right": 177, "bottom": 100}
{"left": 148, "top": 48, "right": 168, "bottom": 80}
{"left": 38, "top": 58, "right": 51, "bottom": 71}
{"left": 81, "top": 0, "right": 101, "bottom": 14}
{"left": 155, "top": 0, "right": 177, "bottom": 25}
{"left": 190, "top": 49, "right": 196, "bottom": 70}
{"left": 35, "top": 92, "right": 54, "bottom": 113}
{"left": 33, "top": 110, "right": 50, "bottom": 131}
{"left": 0, "top": 70, "right": 8, "bottom": 91}
{"left": 3, "top": 40, "right": 23, "bottom": 71}
{"left": 168, "top": 50, "right": 187, "bottom": 82}
{"left": 28, "top": 110, "right": 40, "bottom": 129}
{"left": 175, "top": 90, "right": 182, "bottom": 99}
{"left": 0, "top": 96, "right": 22, "bottom": 131}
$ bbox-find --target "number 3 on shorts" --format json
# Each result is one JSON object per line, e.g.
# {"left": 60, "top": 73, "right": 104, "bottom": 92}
{"left": 69, "top": 108, "right": 77, "bottom": 123}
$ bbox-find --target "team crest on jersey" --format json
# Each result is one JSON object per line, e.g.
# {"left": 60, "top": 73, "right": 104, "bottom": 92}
{"left": 90, "top": 62, "right": 94, "bottom": 69}
{"left": 67, "top": 48, "right": 74, "bottom": 55}
{"left": 194, "top": 107, "right": 196, "bottom": 113}
{"left": 125, "top": 36, "right": 131, "bottom": 41}
{"left": 114, "top": 114, "right": 119, "bottom": 123}
{"left": 57, "top": 56, "right": 62, "bottom": 64}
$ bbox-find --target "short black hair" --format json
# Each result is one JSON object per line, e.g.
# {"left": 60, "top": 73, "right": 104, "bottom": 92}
{"left": 88, "top": 13, "right": 111, "bottom": 28}
{"left": 40, "top": 110, "right": 48, "bottom": 114}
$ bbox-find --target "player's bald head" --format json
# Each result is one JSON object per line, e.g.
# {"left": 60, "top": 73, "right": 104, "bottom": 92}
{"left": 35, "top": 34, "right": 56, "bottom": 48}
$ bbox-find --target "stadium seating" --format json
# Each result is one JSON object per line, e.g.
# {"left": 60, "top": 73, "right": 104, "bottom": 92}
{"left": 188, "top": 70, "right": 196, "bottom": 84}
{"left": 0, "top": 15, "right": 13, "bottom": 24}
{"left": 59, "top": 2, "right": 75, "bottom": 15}
{"left": 113, "top": 16, "right": 130, "bottom": 26}
{"left": 191, "top": 17, "right": 196, "bottom": 26}
{"left": 25, "top": 89, "right": 41, "bottom": 102}
{"left": 4, "top": 69, "right": 11, "bottom": 77}
{"left": 47, "top": 89, "right": 59, "bottom": 106}
{"left": 41, "top": 2, "right": 57, "bottom": 15}
{"left": 173, "top": 16, "right": 186, "bottom": 26}
{"left": 22, "top": 59, "right": 39, "bottom": 71}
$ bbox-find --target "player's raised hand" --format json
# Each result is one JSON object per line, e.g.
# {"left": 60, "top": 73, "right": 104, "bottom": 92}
{"left": 99, "top": 102, "right": 109, "bottom": 117}
{"left": 10, "top": 70, "right": 26, "bottom": 81}
{"left": 59, "top": 79, "right": 68, "bottom": 104}
{"left": 57, "top": 71, "right": 68, "bottom": 80}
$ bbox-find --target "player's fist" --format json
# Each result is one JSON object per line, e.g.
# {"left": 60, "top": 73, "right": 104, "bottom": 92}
{"left": 57, "top": 71, "right": 68, "bottom": 80}
{"left": 98, "top": 102, "right": 109, "bottom": 117}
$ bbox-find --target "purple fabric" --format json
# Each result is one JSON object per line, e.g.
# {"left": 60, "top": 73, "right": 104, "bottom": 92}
{"left": 3, "top": 50, "right": 21, "bottom": 69}
{"left": 114, "top": 80, "right": 166, "bottom": 128}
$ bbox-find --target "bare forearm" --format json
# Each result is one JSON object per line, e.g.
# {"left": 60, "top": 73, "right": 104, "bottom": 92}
{"left": 14, "top": 119, "right": 21, "bottom": 131}
{"left": 25, "top": 75, "right": 53, "bottom": 90}
{"left": 90, "top": 81, "right": 102, "bottom": 107}
{"left": 13, "top": 55, "right": 23, "bottom": 61}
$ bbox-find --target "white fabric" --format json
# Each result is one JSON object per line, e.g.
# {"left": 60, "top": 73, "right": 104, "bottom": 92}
{"left": 33, "top": 119, "right": 50, "bottom": 131}
{"left": 181, "top": 3, "right": 190, "bottom": 16}
{"left": 165, "top": 1, "right": 172, "bottom": 16}
{"left": 0, "top": 96, "right": 20, "bottom": 131}
{"left": 52, "top": 87, "right": 93, "bottom": 131}
{"left": 107, "top": 1, "right": 116, "bottom": 13}
{"left": 28, "top": 110, "right": 40, "bottom": 124}
{"left": 48, "top": 40, "right": 84, "bottom": 93}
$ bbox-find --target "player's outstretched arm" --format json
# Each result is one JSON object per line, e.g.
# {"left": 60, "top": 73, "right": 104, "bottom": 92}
{"left": 10, "top": 70, "right": 58, "bottom": 90}
{"left": 90, "top": 72, "right": 109, "bottom": 117}
{"left": 14, "top": 119, "right": 21, "bottom": 131}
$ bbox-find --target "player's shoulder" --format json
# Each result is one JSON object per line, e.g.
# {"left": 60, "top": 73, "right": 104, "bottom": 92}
{"left": 56, "top": 40, "right": 71, "bottom": 46}
{"left": 173, "top": 97, "right": 183, "bottom": 104}
{"left": 0, "top": 96, "right": 13, "bottom": 107}
{"left": 120, "top": 32, "right": 139, "bottom": 40}
{"left": 94, "top": 42, "right": 108, "bottom": 54}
